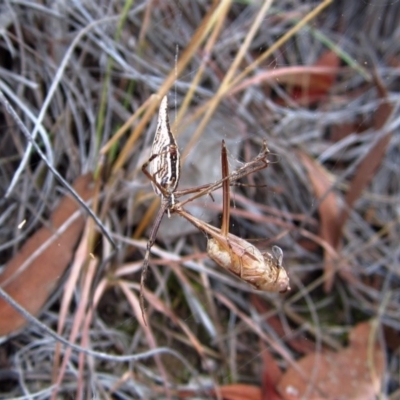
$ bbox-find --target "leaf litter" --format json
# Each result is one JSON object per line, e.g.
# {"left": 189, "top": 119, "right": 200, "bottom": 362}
{"left": 277, "top": 321, "right": 385, "bottom": 400}
{"left": 0, "top": 1, "right": 399, "bottom": 399}
{"left": 0, "top": 174, "right": 94, "bottom": 337}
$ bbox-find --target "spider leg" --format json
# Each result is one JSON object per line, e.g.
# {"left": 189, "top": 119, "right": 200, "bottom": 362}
{"left": 140, "top": 200, "right": 169, "bottom": 325}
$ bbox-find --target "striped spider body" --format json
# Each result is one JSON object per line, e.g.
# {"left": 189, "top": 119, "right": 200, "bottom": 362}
{"left": 147, "top": 95, "right": 180, "bottom": 205}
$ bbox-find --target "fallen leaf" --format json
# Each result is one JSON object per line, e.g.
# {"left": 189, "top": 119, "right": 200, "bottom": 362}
{"left": 277, "top": 321, "right": 385, "bottom": 400}
{"left": 387, "top": 55, "right": 400, "bottom": 68}
{"left": 298, "top": 152, "right": 340, "bottom": 292}
{"left": 261, "top": 345, "right": 283, "bottom": 400}
{"left": 328, "top": 121, "right": 366, "bottom": 142}
{"left": 229, "top": 65, "right": 339, "bottom": 98}
{"left": 298, "top": 76, "right": 393, "bottom": 292}
{"left": 215, "top": 384, "right": 262, "bottom": 400}
{"left": 177, "top": 383, "right": 262, "bottom": 400}
{"left": 333, "top": 75, "right": 393, "bottom": 285}
{"left": 338, "top": 75, "right": 393, "bottom": 229}
{"left": 285, "top": 50, "right": 339, "bottom": 106}
{"left": 297, "top": 238, "right": 319, "bottom": 253}
{"left": 0, "top": 173, "right": 94, "bottom": 336}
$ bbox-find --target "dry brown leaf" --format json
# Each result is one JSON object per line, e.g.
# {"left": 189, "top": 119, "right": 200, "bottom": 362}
{"left": 338, "top": 76, "right": 393, "bottom": 229}
{"left": 333, "top": 76, "right": 393, "bottom": 285}
{"left": 277, "top": 321, "right": 385, "bottom": 400}
{"left": 0, "top": 173, "right": 94, "bottom": 336}
{"left": 387, "top": 56, "right": 400, "bottom": 68}
{"left": 298, "top": 77, "right": 393, "bottom": 292}
{"left": 298, "top": 152, "right": 340, "bottom": 292}
{"left": 261, "top": 345, "right": 284, "bottom": 400}
{"left": 230, "top": 65, "right": 339, "bottom": 98}
{"left": 287, "top": 50, "right": 339, "bottom": 106}
{"left": 329, "top": 121, "right": 361, "bottom": 142}
{"left": 214, "top": 384, "right": 262, "bottom": 400}
{"left": 273, "top": 51, "right": 339, "bottom": 91}
{"left": 297, "top": 238, "right": 319, "bottom": 253}
{"left": 179, "top": 384, "right": 262, "bottom": 400}
{"left": 313, "top": 50, "right": 340, "bottom": 70}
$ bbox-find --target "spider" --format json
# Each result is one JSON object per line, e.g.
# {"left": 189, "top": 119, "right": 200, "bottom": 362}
{"left": 140, "top": 95, "right": 290, "bottom": 323}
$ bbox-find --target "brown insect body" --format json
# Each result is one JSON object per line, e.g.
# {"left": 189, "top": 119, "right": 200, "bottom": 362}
{"left": 207, "top": 237, "right": 290, "bottom": 293}
{"left": 176, "top": 206, "right": 290, "bottom": 293}
{"left": 175, "top": 139, "right": 290, "bottom": 294}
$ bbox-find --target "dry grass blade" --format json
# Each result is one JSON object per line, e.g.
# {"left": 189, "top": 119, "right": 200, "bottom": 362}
{"left": 52, "top": 256, "right": 98, "bottom": 399}
{"left": 0, "top": 90, "right": 115, "bottom": 248}
{"left": 111, "top": 1, "right": 221, "bottom": 174}
{"left": 118, "top": 281, "right": 170, "bottom": 397}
